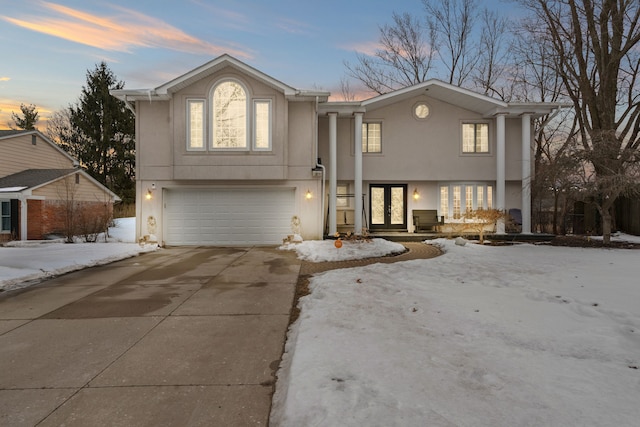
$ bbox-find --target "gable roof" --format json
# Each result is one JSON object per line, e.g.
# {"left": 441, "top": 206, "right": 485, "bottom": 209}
{"left": 362, "top": 79, "right": 508, "bottom": 114}
{"left": 0, "top": 130, "right": 29, "bottom": 138}
{"left": 0, "top": 169, "right": 120, "bottom": 201}
{"left": 0, "top": 169, "right": 76, "bottom": 190}
{"left": 0, "top": 130, "right": 79, "bottom": 167}
{"left": 111, "top": 54, "right": 330, "bottom": 103}
{"left": 320, "top": 79, "right": 567, "bottom": 117}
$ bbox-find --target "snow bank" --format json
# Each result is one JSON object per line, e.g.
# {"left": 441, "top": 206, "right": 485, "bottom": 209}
{"left": 272, "top": 239, "right": 640, "bottom": 426}
{"left": 0, "top": 218, "right": 156, "bottom": 291}
{"left": 280, "top": 238, "right": 406, "bottom": 262}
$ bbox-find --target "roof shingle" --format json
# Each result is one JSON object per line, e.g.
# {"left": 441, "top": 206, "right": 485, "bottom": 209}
{"left": 0, "top": 169, "right": 77, "bottom": 190}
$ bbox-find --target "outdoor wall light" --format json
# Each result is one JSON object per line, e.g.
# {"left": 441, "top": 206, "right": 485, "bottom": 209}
{"left": 305, "top": 189, "right": 313, "bottom": 200}
{"left": 145, "top": 183, "right": 156, "bottom": 200}
{"left": 413, "top": 188, "right": 420, "bottom": 200}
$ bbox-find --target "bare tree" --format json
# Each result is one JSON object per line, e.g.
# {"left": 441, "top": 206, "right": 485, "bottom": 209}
{"left": 344, "top": 12, "right": 437, "bottom": 94}
{"left": 520, "top": 0, "right": 640, "bottom": 244}
{"left": 45, "top": 109, "right": 79, "bottom": 157}
{"left": 531, "top": 112, "right": 582, "bottom": 233}
{"left": 510, "top": 19, "right": 580, "bottom": 233}
{"left": 423, "top": 0, "right": 479, "bottom": 86}
{"left": 339, "top": 76, "right": 357, "bottom": 102}
{"left": 473, "top": 9, "right": 513, "bottom": 100}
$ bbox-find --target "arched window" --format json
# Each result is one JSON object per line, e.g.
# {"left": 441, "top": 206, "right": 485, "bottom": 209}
{"left": 212, "top": 80, "right": 247, "bottom": 148}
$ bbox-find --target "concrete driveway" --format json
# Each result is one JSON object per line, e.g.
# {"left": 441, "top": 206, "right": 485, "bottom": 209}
{"left": 0, "top": 246, "right": 300, "bottom": 426}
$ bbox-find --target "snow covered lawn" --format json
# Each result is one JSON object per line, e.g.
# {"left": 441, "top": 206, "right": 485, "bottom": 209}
{"left": 272, "top": 237, "right": 640, "bottom": 426}
{"left": 0, "top": 218, "right": 156, "bottom": 291}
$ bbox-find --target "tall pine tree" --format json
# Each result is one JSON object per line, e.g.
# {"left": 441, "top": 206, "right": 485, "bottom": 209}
{"left": 10, "top": 103, "right": 39, "bottom": 130}
{"left": 67, "top": 62, "right": 135, "bottom": 203}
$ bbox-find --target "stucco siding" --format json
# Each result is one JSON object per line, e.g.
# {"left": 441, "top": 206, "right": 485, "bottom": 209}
{"left": 287, "top": 101, "right": 316, "bottom": 180}
{"left": 505, "top": 118, "right": 525, "bottom": 180}
{"left": 318, "top": 95, "right": 527, "bottom": 184}
{"left": 168, "top": 68, "right": 289, "bottom": 177}
{"left": 136, "top": 101, "right": 172, "bottom": 180}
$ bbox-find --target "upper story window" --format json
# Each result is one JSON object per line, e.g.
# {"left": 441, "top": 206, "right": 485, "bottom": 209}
{"left": 212, "top": 81, "right": 248, "bottom": 149}
{"left": 253, "top": 100, "right": 271, "bottom": 150}
{"left": 187, "top": 99, "right": 205, "bottom": 150}
{"left": 186, "top": 79, "right": 273, "bottom": 152}
{"left": 414, "top": 102, "right": 430, "bottom": 119}
{"left": 362, "top": 122, "right": 381, "bottom": 153}
{"left": 462, "top": 123, "right": 489, "bottom": 153}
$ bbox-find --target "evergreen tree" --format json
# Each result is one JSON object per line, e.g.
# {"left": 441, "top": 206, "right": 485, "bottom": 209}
{"left": 67, "top": 62, "right": 135, "bottom": 203}
{"left": 10, "top": 103, "right": 39, "bottom": 130}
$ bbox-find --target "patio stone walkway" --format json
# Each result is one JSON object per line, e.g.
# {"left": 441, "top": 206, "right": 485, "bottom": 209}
{"left": 299, "top": 241, "right": 443, "bottom": 275}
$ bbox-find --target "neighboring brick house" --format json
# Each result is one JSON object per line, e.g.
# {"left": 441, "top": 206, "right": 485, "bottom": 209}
{"left": 0, "top": 130, "right": 120, "bottom": 242}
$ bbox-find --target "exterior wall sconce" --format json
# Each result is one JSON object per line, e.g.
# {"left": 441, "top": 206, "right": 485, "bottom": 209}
{"left": 145, "top": 183, "right": 156, "bottom": 200}
{"left": 413, "top": 188, "right": 420, "bottom": 200}
{"left": 305, "top": 189, "right": 313, "bottom": 200}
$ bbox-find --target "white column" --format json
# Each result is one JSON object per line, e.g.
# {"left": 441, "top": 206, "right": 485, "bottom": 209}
{"left": 354, "top": 112, "right": 363, "bottom": 235}
{"left": 20, "top": 197, "right": 27, "bottom": 240}
{"left": 328, "top": 112, "right": 338, "bottom": 235}
{"left": 496, "top": 114, "right": 506, "bottom": 234}
{"left": 521, "top": 114, "right": 532, "bottom": 234}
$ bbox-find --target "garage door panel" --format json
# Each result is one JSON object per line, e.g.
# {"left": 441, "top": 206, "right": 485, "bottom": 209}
{"left": 164, "top": 188, "right": 295, "bottom": 245}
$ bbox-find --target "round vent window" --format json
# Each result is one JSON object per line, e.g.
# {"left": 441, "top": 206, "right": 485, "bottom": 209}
{"left": 414, "top": 103, "right": 430, "bottom": 119}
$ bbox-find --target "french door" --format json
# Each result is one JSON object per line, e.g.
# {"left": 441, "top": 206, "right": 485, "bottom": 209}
{"left": 369, "top": 184, "right": 407, "bottom": 231}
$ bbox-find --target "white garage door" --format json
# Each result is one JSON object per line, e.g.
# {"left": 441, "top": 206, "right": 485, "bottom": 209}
{"left": 164, "top": 188, "right": 295, "bottom": 245}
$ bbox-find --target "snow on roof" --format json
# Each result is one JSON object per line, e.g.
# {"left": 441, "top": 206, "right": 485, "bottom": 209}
{"left": 0, "top": 186, "right": 28, "bottom": 192}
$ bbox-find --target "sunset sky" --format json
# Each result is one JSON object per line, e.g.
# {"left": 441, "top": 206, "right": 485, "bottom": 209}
{"left": 0, "top": 0, "right": 515, "bottom": 130}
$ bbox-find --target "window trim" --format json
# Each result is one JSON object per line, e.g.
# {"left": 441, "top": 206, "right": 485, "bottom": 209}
{"left": 336, "top": 183, "right": 350, "bottom": 207}
{"left": 439, "top": 183, "right": 494, "bottom": 219}
{"left": 210, "top": 79, "right": 250, "bottom": 151}
{"left": 186, "top": 98, "right": 206, "bottom": 151}
{"left": 361, "top": 121, "right": 382, "bottom": 153}
{"left": 413, "top": 101, "right": 431, "bottom": 120}
{"left": 461, "top": 122, "right": 490, "bottom": 155}
{"left": 253, "top": 99, "right": 272, "bottom": 151}
{"left": 1, "top": 200, "right": 11, "bottom": 233}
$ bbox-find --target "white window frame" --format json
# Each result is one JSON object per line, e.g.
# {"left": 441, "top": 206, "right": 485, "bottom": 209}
{"left": 186, "top": 99, "right": 206, "bottom": 151}
{"left": 362, "top": 122, "right": 382, "bottom": 153}
{"left": 439, "top": 183, "right": 495, "bottom": 219}
{"left": 336, "top": 184, "right": 349, "bottom": 207}
{"left": 210, "top": 79, "right": 249, "bottom": 151}
{"left": 461, "top": 122, "right": 490, "bottom": 154}
{"left": 413, "top": 101, "right": 431, "bottom": 120}
{"left": 253, "top": 99, "right": 272, "bottom": 151}
{"left": 1, "top": 200, "right": 11, "bottom": 233}
{"left": 439, "top": 187, "right": 449, "bottom": 219}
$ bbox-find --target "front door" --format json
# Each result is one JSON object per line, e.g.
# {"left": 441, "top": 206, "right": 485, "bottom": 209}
{"left": 369, "top": 184, "right": 407, "bottom": 231}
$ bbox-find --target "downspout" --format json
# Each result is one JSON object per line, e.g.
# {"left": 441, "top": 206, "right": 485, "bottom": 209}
{"left": 314, "top": 96, "right": 326, "bottom": 239}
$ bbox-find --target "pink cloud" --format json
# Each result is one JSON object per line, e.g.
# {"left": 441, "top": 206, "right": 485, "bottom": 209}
{"left": 340, "top": 40, "right": 382, "bottom": 57}
{"left": 2, "top": 1, "right": 252, "bottom": 59}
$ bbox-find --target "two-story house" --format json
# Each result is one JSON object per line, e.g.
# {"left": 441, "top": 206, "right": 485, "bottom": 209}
{"left": 112, "top": 54, "right": 561, "bottom": 246}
